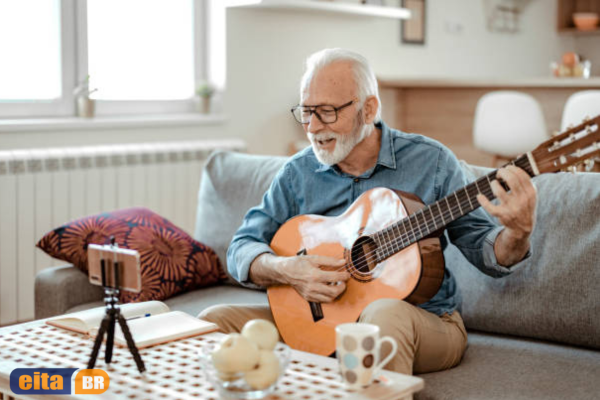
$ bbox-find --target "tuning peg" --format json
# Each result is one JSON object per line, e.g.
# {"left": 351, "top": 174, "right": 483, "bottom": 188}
{"left": 552, "top": 130, "right": 561, "bottom": 137}
{"left": 549, "top": 140, "right": 561, "bottom": 152}
{"left": 584, "top": 159, "right": 594, "bottom": 171}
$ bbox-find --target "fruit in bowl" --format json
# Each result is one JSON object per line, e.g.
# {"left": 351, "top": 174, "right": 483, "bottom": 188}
{"left": 211, "top": 333, "right": 261, "bottom": 374}
{"left": 199, "top": 319, "right": 290, "bottom": 399}
{"left": 241, "top": 319, "right": 279, "bottom": 351}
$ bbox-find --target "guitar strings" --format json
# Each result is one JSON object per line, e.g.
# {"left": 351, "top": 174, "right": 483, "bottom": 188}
{"left": 317, "top": 156, "right": 532, "bottom": 276}
{"left": 314, "top": 171, "right": 502, "bottom": 276}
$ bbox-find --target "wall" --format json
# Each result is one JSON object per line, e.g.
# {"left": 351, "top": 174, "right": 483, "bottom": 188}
{"left": 575, "top": 36, "right": 600, "bottom": 76}
{"left": 223, "top": 0, "right": 578, "bottom": 155}
{"left": 1, "top": 0, "right": 589, "bottom": 156}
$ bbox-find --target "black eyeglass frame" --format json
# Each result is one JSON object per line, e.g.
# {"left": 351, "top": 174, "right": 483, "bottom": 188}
{"left": 290, "top": 100, "right": 355, "bottom": 124}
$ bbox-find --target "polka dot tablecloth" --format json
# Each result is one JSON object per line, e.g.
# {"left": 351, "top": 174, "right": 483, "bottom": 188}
{"left": 0, "top": 320, "right": 423, "bottom": 400}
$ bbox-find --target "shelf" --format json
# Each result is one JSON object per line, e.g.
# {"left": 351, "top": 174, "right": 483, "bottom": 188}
{"left": 556, "top": 0, "right": 600, "bottom": 34}
{"left": 224, "top": 0, "right": 412, "bottom": 19}
{"left": 378, "top": 76, "right": 600, "bottom": 89}
{"left": 558, "top": 27, "right": 600, "bottom": 35}
{"left": 0, "top": 114, "right": 228, "bottom": 133}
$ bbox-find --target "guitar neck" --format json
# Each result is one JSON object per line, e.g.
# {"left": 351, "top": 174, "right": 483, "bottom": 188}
{"left": 373, "top": 154, "right": 535, "bottom": 260}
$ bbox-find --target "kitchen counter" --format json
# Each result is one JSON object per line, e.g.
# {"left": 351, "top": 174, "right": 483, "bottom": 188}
{"left": 377, "top": 77, "right": 599, "bottom": 166}
{"left": 378, "top": 76, "right": 600, "bottom": 89}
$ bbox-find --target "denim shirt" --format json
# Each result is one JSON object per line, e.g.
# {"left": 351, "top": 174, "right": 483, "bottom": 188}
{"left": 227, "top": 121, "right": 528, "bottom": 316}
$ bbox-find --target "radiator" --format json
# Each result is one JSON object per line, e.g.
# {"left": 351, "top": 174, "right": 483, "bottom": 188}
{"left": 0, "top": 139, "right": 245, "bottom": 326}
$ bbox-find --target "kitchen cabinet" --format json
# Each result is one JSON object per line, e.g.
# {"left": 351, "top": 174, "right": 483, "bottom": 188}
{"left": 557, "top": 0, "right": 600, "bottom": 35}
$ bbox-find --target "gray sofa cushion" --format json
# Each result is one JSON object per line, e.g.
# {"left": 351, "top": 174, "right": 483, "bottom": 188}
{"left": 164, "top": 285, "right": 268, "bottom": 317}
{"left": 68, "top": 285, "right": 268, "bottom": 317}
{"left": 445, "top": 166, "right": 600, "bottom": 350}
{"left": 416, "top": 331, "right": 600, "bottom": 400}
{"left": 194, "top": 151, "right": 287, "bottom": 284}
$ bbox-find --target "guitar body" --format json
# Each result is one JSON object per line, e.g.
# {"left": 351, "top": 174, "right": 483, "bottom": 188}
{"left": 267, "top": 188, "right": 445, "bottom": 356}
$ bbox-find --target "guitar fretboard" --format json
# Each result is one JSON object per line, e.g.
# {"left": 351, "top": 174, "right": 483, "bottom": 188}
{"left": 372, "top": 154, "right": 534, "bottom": 261}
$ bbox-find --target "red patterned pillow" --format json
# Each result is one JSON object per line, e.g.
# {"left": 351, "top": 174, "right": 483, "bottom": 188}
{"left": 36, "top": 207, "right": 226, "bottom": 303}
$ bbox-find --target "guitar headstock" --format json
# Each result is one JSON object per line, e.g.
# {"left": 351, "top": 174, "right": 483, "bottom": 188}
{"left": 530, "top": 115, "right": 600, "bottom": 174}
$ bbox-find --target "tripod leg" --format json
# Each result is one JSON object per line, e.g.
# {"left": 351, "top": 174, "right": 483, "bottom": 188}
{"left": 88, "top": 315, "right": 110, "bottom": 369}
{"left": 117, "top": 314, "right": 146, "bottom": 373}
{"left": 105, "top": 310, "right": 116, "bottom": 364}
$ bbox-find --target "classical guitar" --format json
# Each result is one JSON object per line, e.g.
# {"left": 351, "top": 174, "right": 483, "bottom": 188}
{"left": 267, "top": 115, "right": 600, "bottom": 356}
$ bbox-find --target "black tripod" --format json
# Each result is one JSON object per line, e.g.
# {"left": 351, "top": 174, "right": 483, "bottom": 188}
{"left": 87, "top": 257, "right": 146, "bottom": 373}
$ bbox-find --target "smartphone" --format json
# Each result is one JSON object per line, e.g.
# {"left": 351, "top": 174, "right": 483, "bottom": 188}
{"left": 88, "top": 244, "right": 142, "bottom": 293}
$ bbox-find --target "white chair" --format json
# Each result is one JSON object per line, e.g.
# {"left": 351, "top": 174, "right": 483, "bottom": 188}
{"left": 473, "top": 91, "right": 549, "bottom": 166}
{"left": 561, "top": 90, "right": 600, "bottom": 131}
{"left": 561, "top": 91, "right": 600, "bottom": 172}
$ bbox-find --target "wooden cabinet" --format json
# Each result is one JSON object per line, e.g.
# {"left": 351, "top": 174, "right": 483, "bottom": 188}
{"left": 557, "top": 0, "right": 600, "bottom": 35}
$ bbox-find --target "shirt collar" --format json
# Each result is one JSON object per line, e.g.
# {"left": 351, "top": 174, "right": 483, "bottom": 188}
{"left": 314, "top": 121, "right": 397, "bottom": 173}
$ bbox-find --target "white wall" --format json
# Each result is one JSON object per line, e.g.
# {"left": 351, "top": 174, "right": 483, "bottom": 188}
{"left": 223, "top": 0, "right": 577, "bottom": 155}
{"left": 1, "top": 0, "right": 591, "bottom": 156}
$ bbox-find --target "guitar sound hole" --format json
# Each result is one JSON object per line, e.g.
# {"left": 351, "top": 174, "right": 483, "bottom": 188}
{"left": 351, "top": 236, "right": 378, "bottom": 274}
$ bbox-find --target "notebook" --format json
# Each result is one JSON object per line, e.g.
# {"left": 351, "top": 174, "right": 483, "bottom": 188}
{"left": 46, "top": 301, "right": 219, "bottom": 349}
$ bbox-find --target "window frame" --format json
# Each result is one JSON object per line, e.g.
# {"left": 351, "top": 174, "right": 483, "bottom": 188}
{"left": 0, "top": 0, "right": 208, "bottom": 119}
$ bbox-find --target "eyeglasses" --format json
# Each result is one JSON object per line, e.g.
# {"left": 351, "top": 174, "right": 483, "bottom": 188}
{"left": 290, "top": 100, "right": 355, "bottom": 124}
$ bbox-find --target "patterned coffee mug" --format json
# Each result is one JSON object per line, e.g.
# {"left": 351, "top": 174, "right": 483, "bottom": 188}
{"left": 335, "top": 323, "right": 397, "bottom": 390}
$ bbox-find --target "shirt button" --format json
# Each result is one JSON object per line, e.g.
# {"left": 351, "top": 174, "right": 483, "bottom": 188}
{"left": 354, "top": 178, "right": 359, "bottom": 183}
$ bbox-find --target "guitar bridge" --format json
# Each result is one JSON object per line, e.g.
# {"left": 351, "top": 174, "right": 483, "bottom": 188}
{"left": 309, "top": 302, "right": 324, "bottom": 322}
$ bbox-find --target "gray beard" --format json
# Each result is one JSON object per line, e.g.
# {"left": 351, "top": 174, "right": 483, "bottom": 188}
{"left": 309, "top": 122, "right": 373, "bottom": 166}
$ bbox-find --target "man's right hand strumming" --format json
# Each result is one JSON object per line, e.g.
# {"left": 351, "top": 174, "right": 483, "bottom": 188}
{"left": 249, "top": 253, "right": 350, "bottom": 303}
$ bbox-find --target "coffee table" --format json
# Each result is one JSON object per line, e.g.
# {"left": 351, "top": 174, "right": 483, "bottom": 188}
{"left": 0, "top": 319, "right": 423, "bottom": 400}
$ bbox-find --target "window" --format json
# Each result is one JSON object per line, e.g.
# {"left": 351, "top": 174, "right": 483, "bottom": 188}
{"left": 87, "top": 0, "right": 194, "bottom": 101}
{"left": 0, "top": 0, "right": 62, "bottom": 100}
{"left": 0, "top": 0, "right": 207, "bottom": 118}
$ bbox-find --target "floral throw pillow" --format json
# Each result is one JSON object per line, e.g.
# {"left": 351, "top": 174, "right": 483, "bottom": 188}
{"left": 36, "top": 207, "right": 226, "bottom": 303}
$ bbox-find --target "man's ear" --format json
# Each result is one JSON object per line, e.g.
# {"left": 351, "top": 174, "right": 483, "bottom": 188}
{"left": 362, "top": 95, "right": 379, "bottom": 124}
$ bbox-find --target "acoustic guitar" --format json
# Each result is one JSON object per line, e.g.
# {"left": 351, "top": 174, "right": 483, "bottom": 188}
{"left": 267, "top": 115, "right": 600, "bottom": 356}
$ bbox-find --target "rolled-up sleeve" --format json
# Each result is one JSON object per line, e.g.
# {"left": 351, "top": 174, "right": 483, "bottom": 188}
{"left": 226, "top": 164, "right": 296, "bottom": 287}
{"left": 436, "top": 147, "right": 530, "bottom": 278}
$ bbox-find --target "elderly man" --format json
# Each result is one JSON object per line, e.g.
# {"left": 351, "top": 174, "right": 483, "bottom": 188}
{"left": 199, "top": 48, "right": 536, "bottom": 375}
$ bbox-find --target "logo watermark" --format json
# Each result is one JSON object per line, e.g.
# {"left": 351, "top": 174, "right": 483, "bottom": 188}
{"left": 10, "top": 368, "right": 110, "bottom": 395}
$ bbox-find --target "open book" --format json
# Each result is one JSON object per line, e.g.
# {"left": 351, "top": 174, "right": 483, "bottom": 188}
{"left": 46, "top": 301, "right": 219, "bottom": 349}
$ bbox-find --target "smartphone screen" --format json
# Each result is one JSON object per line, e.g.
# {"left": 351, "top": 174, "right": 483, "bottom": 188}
{"left": 88, "top": 244, "right": 142, "bottom": 293}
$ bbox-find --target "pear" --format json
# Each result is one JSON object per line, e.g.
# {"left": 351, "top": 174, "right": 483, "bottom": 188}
{"left": 217, "top": 371, "right": 240, "bottom": 382}
{"left": 244, "top": 350, "right": 280, "bottom": 390}
{"left": 211, "top": 333, "right": 260, "bottom": 373}
{"left": 241, "top": 319, "right": 279, "bottom": 351}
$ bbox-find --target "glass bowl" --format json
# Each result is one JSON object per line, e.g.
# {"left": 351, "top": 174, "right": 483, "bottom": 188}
{"left": 198, "top": 341, "right": 291, "bottom": 399}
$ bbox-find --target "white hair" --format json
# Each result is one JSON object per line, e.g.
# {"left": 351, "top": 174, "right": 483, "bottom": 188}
{"left": 300, "top": 48, "right": 381, "bottom": 123}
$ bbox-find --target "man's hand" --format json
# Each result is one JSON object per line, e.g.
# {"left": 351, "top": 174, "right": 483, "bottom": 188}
{"left": 249, "top": 253, "right": 350, "bottom": 303}
{"left": 476, "top": 165, "right": 537, "bottom": 266}
{"left": 280, "top": 255, "right": 350, "bottom": 303}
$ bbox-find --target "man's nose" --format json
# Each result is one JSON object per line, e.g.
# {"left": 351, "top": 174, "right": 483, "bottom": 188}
{"left": 307, "top": 112, "right": 325, "bottom": 132}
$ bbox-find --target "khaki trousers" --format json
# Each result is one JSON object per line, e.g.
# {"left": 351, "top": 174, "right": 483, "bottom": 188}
{"left": 198, "top": 299, "right": 468, "bottom": 375}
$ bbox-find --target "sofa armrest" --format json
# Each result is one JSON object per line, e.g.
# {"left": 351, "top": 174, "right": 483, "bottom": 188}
{"left": 35, "top": 265, "right": 103, "bottom": 319}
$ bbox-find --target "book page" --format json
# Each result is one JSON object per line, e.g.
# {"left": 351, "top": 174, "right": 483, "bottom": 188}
{"left": 46, "top": 301, "right": 170, "bottom": 334}
{"left": 114, "top": 311, "right": 219, "bottom": 349}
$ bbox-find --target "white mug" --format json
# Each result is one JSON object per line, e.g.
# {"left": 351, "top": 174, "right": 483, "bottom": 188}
{"left": 335, "top": 323, "right": 397, "bottom": 390}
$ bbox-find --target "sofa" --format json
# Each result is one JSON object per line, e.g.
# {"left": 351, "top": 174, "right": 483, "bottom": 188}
{"left": 35, "top": 150, "right": 600, "bottom": 399}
